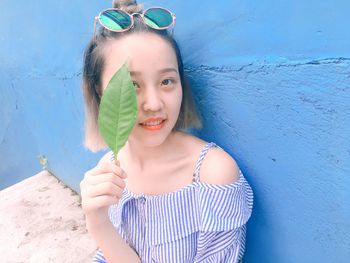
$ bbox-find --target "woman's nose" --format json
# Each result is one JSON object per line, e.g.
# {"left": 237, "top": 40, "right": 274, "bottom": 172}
{"left": 141, "top": 87, "right": 163, "bottom": 112}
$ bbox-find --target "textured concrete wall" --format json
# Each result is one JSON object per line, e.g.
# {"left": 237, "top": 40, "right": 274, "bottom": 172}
{"left": 188, "top": 59, "right": 350, "bottom": 263}
{"left": 0, "top": 0, "right": 106, "bottom": 189}
{"left": 1, "top": 0, "right": 349, "bottom": 262}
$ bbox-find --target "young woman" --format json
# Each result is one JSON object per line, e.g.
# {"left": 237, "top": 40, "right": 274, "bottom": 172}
{"left": 79, "top": 1, "right": 253, "bottom": 262}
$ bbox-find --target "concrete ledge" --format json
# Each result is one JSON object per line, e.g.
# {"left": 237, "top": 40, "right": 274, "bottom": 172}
{"left": 0, "top": 171, "right": 98, "bottom": 262}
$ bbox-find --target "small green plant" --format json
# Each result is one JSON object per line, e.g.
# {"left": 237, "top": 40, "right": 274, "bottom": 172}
{"left": 37, "top": 154, "right": 48, "bottom": 170}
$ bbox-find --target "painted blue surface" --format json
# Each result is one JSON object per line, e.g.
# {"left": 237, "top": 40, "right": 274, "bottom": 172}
{"left": 0, "top": 1, "right": 349, "bottom": 262}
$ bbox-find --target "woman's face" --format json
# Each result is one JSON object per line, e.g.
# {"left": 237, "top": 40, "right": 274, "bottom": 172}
{"left": 100, "top": 33, "right": 182, "bottom": 147}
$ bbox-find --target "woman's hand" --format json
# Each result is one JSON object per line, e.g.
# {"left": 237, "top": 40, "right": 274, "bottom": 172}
{"left": 80, "top": 159, "right": 127, "bottom": 232}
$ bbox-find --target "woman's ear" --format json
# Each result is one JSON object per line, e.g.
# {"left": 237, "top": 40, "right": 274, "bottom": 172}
{"left": 96, "top": 87, "right": 102, "bottom": 98}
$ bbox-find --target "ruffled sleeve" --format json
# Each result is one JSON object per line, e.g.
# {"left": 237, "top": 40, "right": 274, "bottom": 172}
{"left": 91, "top": 248, "right": 106, "bottom": 263}
{"left": 193, "top": 170, "right": 253, "bottom": 262}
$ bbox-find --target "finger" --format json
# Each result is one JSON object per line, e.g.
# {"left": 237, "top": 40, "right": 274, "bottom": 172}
{"left": 85, "top": 162, "right": 127, "bottom": 178}
{"left": 85, "top": 172, "right": 126, "bottom": 189}
{"left": 103, "top": 162, "right": 126, "bottom": 177}
{"left": 84, "top": 182, "right": 124, "bottom": 199}
{"left": 82, "top": 195, "right": 119, "bottom": 212}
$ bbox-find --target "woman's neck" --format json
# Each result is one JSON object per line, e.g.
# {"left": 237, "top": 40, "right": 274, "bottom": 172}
{"left": 123, "top": 131, "right": 182, "bottom": 172}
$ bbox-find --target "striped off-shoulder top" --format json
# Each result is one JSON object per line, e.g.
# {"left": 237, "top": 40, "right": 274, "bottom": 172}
{"left": 92, "top": 142, "right": 254, "bottom": 263}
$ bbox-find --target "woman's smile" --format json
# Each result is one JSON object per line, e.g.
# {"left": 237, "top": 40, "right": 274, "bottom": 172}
{"left": 139, "top": 117, "right": 167, "bottom": 131}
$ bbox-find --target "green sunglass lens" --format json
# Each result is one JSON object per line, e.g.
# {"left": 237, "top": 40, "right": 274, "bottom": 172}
{"left": 100, "top": 10, "right": 131, "bottom": 31}
{"left": 144, "top": 8, "right": 173, "bottom": 29}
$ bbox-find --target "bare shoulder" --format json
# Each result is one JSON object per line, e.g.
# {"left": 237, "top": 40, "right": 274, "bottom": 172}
{"left": 199, "top": 145, "right": 240, "bottom": 185}
{"left": 97, "top": 150, "right": 114, "bottom": 165}
{"left": 176, "top": 131, "right": 240, "bottom": 185}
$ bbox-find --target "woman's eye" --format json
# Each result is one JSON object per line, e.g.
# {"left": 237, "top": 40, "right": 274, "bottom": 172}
{"left": 132, "top": 81, "right": 139, "bottom": 88}
{"left": 161, "top": 79, "right": 173, "bottom": 86}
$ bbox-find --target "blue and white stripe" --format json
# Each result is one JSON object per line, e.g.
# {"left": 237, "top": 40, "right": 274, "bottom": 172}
{"left": 92, "top": 142, "right": 253, "bottom": 262}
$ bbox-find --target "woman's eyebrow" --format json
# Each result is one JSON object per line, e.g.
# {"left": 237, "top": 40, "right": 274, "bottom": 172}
{"left": 130, "top": 68, "right": 178, "bottom": 76}
{"left": 158, "top": 68, "right": 178, "bottom": 74}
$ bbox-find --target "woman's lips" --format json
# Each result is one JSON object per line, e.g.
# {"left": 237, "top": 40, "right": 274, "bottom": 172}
{"left": 139, "top": 119, "right": 166, "bottom": 131}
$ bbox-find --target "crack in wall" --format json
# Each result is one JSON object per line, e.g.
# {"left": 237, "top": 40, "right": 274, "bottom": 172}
{"left": 185, "top": 57, "right": 350, "bottom": 74}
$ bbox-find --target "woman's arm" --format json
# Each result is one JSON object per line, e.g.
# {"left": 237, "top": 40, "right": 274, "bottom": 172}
{"left": 81, "top": 151, "right": 140, "bottom": 263}
{"left": 89, "top": 219, "right": 141, "bottom": 263}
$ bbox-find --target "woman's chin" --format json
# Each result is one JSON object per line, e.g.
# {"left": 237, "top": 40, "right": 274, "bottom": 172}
{"left": 130, "top": 125, "right": 175, "bottom": 148}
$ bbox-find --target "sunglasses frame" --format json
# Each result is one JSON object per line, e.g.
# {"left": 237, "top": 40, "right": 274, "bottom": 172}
{"left": 93, "top": 7, "right": 176, "bottom": 41}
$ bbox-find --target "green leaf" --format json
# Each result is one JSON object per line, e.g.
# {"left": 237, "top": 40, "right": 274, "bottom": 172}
{"left": 98, "top": 62, "right": 138, "bottom": 157}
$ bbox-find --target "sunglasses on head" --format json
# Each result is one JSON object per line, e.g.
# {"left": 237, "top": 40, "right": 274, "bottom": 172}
{"left": 93, "top": 7, "right": 176, "bottom": 40}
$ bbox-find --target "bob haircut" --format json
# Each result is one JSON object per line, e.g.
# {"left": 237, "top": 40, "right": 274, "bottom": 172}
{"left": 82, "top": 1, "right": 202, "bottom": 152}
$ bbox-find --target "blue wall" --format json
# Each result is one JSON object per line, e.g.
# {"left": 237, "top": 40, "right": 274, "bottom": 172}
{"left": 1, "top": 1, "right": 349, "bottom": 262}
